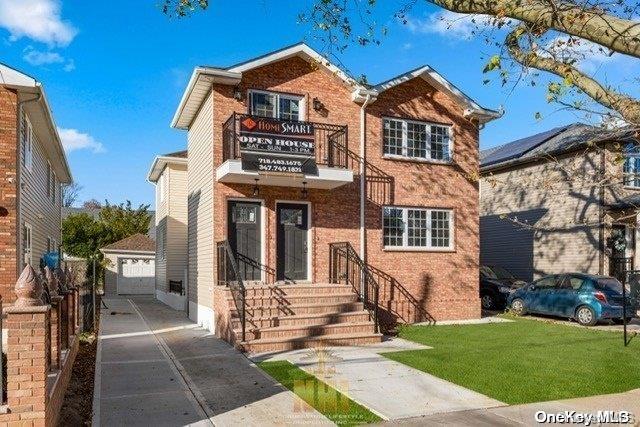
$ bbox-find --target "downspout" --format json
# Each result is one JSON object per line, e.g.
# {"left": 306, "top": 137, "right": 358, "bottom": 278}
{"left": 15, "top": 92, "right": 42, "bottom": 275}
{"left": 359, "top": 93, "right": 372, "bottom": 263}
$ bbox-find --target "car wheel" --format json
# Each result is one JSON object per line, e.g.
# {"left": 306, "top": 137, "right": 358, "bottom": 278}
{"left": 510, "top": 298, "right": 526, "bottom": 316}
{"left": 481, "top": 294, "right": 495, "bottom": 310}
{"left": 575, "top": 306, "right": 597, "bottom": 327}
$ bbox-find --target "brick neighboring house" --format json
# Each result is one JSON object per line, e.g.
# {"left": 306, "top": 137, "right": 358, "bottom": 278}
{"left": 155, "top": 43, "right": 500, "bottom": 351}
{"left": 0, "top": 63, "right": 73, "bottom": 304}
{"left": 480, "top": 123, "right": 640, "bottom": 282}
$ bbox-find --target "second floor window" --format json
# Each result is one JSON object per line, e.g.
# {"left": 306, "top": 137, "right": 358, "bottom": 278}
{"left": 623, "top": 143, "right": 640, "bottom": 188}
{"left": 21, "top": 113, "right": 33, "bottom": 171}
{"left": 383, "top": 118, "right": 452, "bottom": 162}
{"left": 249, "top": 90, "right": 303, "bottom": 121}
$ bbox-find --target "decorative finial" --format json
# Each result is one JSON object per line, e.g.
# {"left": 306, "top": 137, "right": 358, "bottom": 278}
{"left": 14, "top": 264, "right": 44, "bottom": 307}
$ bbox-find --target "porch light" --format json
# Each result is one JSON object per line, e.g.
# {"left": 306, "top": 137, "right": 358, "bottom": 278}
{"left": 312, "top": 97, "right": 324, "bottom": 111}
{"left": 301, "top": 181, "right": 308, "bottom": 199}
{"left": 233, "top": 86, "right": 243, "bottom": 101}
{"left": 252, "top": 178, "right": 259, "bottom": 196}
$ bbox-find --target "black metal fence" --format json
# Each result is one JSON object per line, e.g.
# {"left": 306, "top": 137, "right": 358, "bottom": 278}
{"left": 80, "top": 289, "right": 95, "bottom": 333}
{"left": 222, "top": 113, "right": 349, "bottom": 168}
{"left": 216, "top": 240, "right": 247, "bottom": 342}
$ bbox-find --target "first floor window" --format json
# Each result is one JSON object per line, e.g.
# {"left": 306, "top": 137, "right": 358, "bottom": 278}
{"left": 383, "top": 118, "right": 452, "bottom": 162}
{"left": 23, "top": 223, "right": 32, "bottom": 266}
{"left": 623, "top": 143, "right": 640, "bottom": 187}
{"left": 383, "top": 207, "right": 453, "bottom": 249}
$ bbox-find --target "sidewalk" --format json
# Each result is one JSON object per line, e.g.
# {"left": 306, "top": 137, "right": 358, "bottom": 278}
{"left": 93, "top": 297, "right": 331, "bottom": 426}
{"left": 253, "top": 339, "right": 505, "bottom": 420}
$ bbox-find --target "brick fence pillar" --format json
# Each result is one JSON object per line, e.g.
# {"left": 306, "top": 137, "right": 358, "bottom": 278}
{"left": 4, "top": 265, "right": 51, "bottom": 420}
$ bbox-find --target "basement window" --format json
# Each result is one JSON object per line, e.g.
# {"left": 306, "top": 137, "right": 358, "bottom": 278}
{"left": 383, "top": 206, "right": 454, "bottom": 250}
{"left": 383, "top": 118, "right": 452, "bottom": 162}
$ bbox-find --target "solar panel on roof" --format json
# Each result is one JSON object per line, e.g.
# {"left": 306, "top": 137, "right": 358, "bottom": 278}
{"left": 481, "top": 125, "right": 571, "bottom": 167}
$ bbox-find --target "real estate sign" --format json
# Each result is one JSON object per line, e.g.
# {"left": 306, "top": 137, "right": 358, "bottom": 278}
{"left": 238, "top": 116, "right": 318, "bottom": 175}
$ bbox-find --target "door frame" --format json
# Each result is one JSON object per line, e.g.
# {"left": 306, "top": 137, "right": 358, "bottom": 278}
{"left": 227, "top": 197, "right": 266, "bottom": 283}
{"left": 275, "top": 200, "right": 313, "bottom": 282}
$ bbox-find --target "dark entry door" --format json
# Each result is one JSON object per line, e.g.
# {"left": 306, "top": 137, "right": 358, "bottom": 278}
{"left": 277, "top": 203, "right": 309, "bottom": 281}
{"left": 228, "top": 201, "right": 261, "bottom": 281}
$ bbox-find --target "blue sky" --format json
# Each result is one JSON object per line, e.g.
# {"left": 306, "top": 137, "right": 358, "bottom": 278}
{"left": 0, "top": 0, "right": 637, "bottom": 206}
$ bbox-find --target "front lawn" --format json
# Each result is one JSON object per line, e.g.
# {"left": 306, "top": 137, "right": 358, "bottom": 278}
{"left": 384, "top": 318, "right": 640, "bottom": 405}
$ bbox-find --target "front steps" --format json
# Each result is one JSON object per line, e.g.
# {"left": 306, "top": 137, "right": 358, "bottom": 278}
{"left": 227, "top": 283, "right": 382, "bottom": 353}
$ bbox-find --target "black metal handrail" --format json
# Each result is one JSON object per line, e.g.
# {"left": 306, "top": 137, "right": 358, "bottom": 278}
{"left": 610, "top": 256, "right": 633, "bottom": 284}
{"left": 222, "top": 112, "right": 349, "bottom": 168}
{"left": 328, "top": 242, "right": 380, "bottom": 333}
{"left": 216, "top": 240, "right": 247, "bottom": 342}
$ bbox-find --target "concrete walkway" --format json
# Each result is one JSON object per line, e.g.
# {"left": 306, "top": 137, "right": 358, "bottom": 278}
{"left": 93, "top": 297, "right": 331, "bottom": 426}
{"left": 374, "top": 388, "right": 640, "bottom": 426}
{"left": 253, "top": 339, "right": 505, "bottom": 420}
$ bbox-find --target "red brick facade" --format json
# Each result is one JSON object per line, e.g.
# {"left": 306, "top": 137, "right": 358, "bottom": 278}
{"left": 209, "top": 56, "right": 481, "bottom": 322}
{"left": 0, "top": 86, "right": 18, "bottom": 304}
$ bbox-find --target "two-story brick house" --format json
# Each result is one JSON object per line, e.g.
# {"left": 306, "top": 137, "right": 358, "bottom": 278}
{"left": 0, "top": 63, "right": 73, "bottom": 304}
{"left": 155, "top": 43, "right": 500, "bottom": 351}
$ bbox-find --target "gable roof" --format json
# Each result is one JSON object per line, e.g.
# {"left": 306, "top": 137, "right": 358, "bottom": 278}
{"left": 171, "top": 43, "right": 500, "bottom": 129}
{"left": 0, "top": 62, "right": 72, "bottom": 183}
{"left": 100, "top": 233, "right": 155, "bottom": 253}
{"left": 163, "top": 149, "right": 187, "bottom": 158}
{"left": 147, "top": 150, "right": 188, "bottom": 183}
{"left": 480, "top": 123, "right": 633, "bottom": 172}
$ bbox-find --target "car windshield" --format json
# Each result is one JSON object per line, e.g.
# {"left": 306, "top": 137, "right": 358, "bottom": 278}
{"left": 596, "top": 278, "right": 624, "bottom": 294}
{"left": 487, "top": 266, "right": 515, "bottom": 280}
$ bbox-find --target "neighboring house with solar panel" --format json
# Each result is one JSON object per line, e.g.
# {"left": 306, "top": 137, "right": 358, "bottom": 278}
{"left": 480, "top": 123, "right": 639, "bottom": 282}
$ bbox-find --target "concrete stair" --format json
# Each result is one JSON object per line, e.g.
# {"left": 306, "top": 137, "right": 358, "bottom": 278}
{"left": 229, "top": 283, "right": 382, "bottom": 353}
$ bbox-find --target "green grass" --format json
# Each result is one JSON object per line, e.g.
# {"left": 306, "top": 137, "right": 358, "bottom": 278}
{"left": 258, "top": 360, "right": 382, "bottom": 426}
{"left": 384, "top": 318, "right": 640, "bottom": 405}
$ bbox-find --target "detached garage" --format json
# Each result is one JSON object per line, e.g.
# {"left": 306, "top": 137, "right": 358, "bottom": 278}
{"left": 101, "top": 233, "right": 156, "bottom": 296}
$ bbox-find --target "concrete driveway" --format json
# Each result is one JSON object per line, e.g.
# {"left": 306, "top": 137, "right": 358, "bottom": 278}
{"left": 93, "top": 297, "right": 331, "bottom": 426}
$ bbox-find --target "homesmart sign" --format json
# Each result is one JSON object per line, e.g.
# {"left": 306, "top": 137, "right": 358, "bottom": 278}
{"left": 238, "top": 116, "right": 318, "bottom": 175}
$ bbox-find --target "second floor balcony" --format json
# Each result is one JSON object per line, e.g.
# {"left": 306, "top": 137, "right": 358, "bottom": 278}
{"left": 217, "top": 113, "right": 353, "bottom": 190}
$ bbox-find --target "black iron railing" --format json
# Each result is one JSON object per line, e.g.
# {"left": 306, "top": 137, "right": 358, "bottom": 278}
{"left": 216, "top": 240, "right": 247, "bottom": 342}
{"left": 222, "top": 113, "right": 349, "bottom": 168}
{"left": 610, "top": 257, "right": 633, "bottom": 284}
{"left": 329, "top": 242, "right": 379, "bottom": 333}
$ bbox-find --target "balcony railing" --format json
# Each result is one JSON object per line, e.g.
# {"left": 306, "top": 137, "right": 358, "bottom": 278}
{"left": 222, "top": 113, "right": 349, "bottom": 168}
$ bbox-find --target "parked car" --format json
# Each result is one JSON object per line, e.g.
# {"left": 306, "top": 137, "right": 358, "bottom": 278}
{"left": 480, "top": 265, "right": 526, "bottom": 310}
{"left": 508, "top": 273, "right": 636, "bottom": 326}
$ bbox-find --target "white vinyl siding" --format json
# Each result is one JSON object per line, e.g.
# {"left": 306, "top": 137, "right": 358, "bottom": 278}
{"left": 187, "top": 90, "right": 214, "bottom": 314}
{"left": 383, "top": 117, "right": 452, "bottom": 162}
{"left": 383, "top": 206, "right": 454, "bottom": 250}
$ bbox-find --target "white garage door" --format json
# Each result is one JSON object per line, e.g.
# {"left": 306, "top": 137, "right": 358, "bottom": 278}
{"left": 118, "top": 258, "right": 155, "bottom": 295}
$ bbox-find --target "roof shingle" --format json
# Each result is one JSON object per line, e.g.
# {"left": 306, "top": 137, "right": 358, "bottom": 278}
{"left": 101, "top": 233, "right": 155, "bottom": 253}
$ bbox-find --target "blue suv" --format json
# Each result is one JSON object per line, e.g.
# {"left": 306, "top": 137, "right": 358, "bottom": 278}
{"left": 507, "top": 273, "right": 636, "bottom": 326}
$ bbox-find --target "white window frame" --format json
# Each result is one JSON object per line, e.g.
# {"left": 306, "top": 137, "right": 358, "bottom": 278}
{"left": 382, "top": 117, "right": 453, "bottom": 163}
{"left": 22, "top": 114, "right": 33, "bottom": 171}
{"left": 158, "top": 172, "right": 166, "bottom": 203}
{"left": 623, "top": 144, "right": 640, "bottom": 188}
{"left": 382, "top": 206, "right": 455, "bottom": 251}
{"left": 23, "top": 222, "right": 33, "bottom": 266}
{"left": 248, "top": 89, "right": 305, "bottom": 121}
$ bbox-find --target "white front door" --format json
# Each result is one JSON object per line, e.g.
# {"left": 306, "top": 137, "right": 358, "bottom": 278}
{"left": 117, "top": 258, "right": 155, "bottom": 294}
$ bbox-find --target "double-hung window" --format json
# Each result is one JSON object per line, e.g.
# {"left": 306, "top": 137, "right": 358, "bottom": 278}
{"left": 21, "top": 113, "right": 33, "bottom": 171}
{"left": 249, "top": 90, "right": 303, "bottom": 121}
{"left": 623, "top": 143, "right": 640, "bottom": 188}
{"left": 383, "top": 206, "right": 454, "bottom": 250}
{"left": 383, "top": 118, "right": 452, "bottom": 162}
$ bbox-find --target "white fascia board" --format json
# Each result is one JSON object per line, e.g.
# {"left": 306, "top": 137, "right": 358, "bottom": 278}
{"left": 171, "top": 67, "right": 241, "bottom": 129}
{"left": 147, "top": 155, "right": 188, "bottom": 183}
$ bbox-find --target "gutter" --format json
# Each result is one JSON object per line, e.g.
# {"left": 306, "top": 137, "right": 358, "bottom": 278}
{"left": 359, "top": 93, "right": 374, "bottom": 262}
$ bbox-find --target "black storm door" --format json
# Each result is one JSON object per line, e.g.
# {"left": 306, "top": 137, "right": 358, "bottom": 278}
{"left": 277, "top": 203, "right": 309, "bottom": 281}
{"left": 228, "top": 201, "right": 262, "bottom": 281}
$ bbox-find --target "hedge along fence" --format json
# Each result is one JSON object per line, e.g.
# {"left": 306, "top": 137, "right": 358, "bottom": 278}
{"left": 0, "top": 263, "right": 81, "bottom": 426}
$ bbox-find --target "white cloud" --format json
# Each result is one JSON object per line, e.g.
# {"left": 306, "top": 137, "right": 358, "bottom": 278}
{"left": 23, "top": 46, "right": 63, "bottom": 65}
{"left": 57, "top": 128, "right": 105, "bottom": 153}
{"left": 63, "top": 58, "right": 75, "bottom": 72}
{"left": 0, "top": 0, "right": 77, "bottom": 46}
{"left": 405, "top": 11, "right": 496, "bottom": 40}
